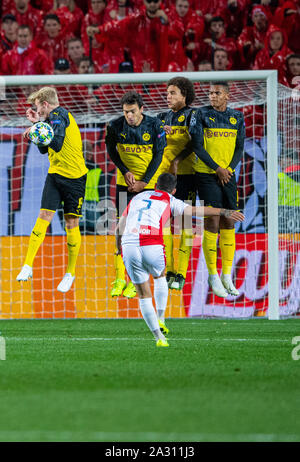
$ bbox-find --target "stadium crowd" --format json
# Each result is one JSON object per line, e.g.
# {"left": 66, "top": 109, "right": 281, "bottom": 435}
{"left": 0, "top": 0, "right": 299, "bottom": 88}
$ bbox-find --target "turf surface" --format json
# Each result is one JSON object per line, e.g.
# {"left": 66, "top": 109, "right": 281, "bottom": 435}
{"left": 0, "top": 318, "right": 299, "bottom": 442}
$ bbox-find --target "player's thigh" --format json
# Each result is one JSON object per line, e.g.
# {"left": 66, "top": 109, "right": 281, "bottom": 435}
{"left": 195, "top": 172, "right": 224, "bottom": 207}
{"left": 223, "top": 175, "right": 239, "bottom": 210}
{"left": 141, "top": 245, "right": 166, "bottom": 279}
{"left": 56, "top": 173, "right": 87, "bottom": 217}
{"left": 175, "top": 174, "right": 196, "bottom": 205}
{"left": 41, "top": 173, "right": 62, "bottom": 213}
{"left": 122, "top": 245, "right": 150, "bottom": 284}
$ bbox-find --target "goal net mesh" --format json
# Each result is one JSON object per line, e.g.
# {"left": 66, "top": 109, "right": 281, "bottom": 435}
{"left": 0, "top": 76, "right": 299, "bottom": 319}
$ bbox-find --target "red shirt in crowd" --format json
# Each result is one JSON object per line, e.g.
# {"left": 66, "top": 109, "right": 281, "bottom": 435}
{"left": 253, "top": 24, "right": 293, "bottom": 85}
{"left": 1, "top": 41, "right": 54, "bottom": 75}
{"left": 3, "top": 3, "right": 43, "bottom": 37}
{"left": 273, "top": 0, "right": 300, "bottom": 53}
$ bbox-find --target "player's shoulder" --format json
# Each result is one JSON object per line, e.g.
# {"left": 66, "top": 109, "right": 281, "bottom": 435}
{"left": 227, "top": 107, "right": 244, "bottom": 119}
{"left": 108, "top": 115, "right": 124, "bottom": 130}
{"left": 49, "top": 106, "right": 68, "bottom": 120}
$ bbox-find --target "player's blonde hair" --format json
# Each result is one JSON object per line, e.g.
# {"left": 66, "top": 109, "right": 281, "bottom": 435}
{"left": 27, "top": 87, "right": 59, "bottom": 106}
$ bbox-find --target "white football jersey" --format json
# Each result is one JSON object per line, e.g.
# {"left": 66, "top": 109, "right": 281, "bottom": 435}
{"left": 121, "top": 189, "right": 188, "bottom": 246}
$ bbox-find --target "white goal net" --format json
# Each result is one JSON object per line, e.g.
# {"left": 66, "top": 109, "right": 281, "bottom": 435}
{"left": 0, "top": 72, "right": 299, "bottom": 319}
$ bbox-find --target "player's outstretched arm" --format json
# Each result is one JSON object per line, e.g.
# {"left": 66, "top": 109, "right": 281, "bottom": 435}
{"left": 184, "top": 205, "right": 244, "bottom": 222}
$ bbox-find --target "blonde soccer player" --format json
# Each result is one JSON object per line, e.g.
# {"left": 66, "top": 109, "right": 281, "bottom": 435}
{"left": 17, "top": 86, "right": 88, "bottom": 293}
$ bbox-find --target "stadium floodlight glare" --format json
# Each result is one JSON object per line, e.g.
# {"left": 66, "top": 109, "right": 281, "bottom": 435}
{"left": 1, "top": 70, "right": 297, "bottom": 321}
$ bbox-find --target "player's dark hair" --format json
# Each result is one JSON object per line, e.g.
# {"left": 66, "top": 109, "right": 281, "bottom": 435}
{"left": 121, "top": 91, "right": 143, "bottom": 108}
{"left": 210, "top": 81, "right": 229, "bottom": 92}
{"left": 167, "top": 77, "right": 195, "bottom": 106}
{"left": 156, "top": 173, "right": 177, "bottom": 193}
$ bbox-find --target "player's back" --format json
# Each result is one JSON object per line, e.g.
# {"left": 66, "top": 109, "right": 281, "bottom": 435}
{"left": 121, "top": 189, "right": 187, "bottom": 247}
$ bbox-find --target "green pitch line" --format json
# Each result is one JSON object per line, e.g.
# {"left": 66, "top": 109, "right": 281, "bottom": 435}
{"left": 0, "top": 318, "right": 299, "bottom": 442}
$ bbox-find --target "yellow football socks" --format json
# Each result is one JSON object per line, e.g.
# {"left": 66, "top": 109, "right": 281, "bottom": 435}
{"left": 24, "top": 217, "right": 49, "bottom": 267}
{"left": 202, "top": 229, "right": 218, "bottom": 275}
{"left": 177, "top": 229, "right": 194, "bottom": 278}
{"left": 220, "top": 228, "right": 236, "bottom": 275}
{"left": 66, "top": 226, "right": 81, "bottom": 276}
{"left": 114, "top": 252, "right": 126, "bottom": 281}
{"left": 163, "top": 228, "right": 174, "bottom": 274}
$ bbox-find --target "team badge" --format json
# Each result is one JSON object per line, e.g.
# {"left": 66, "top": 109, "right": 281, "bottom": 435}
{"left": 230, "top": 117, "right": 237, "bottom": 125}
{"left": 178, "top": 115, "right": 185, "bottom": 122}
{"left": 143, "top": 133, "right": 151, "bottom": 141}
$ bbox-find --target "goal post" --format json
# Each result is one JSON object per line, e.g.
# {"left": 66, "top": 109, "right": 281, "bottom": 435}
{"left": 0, "top": 70, "right": 297, "bottom": 320}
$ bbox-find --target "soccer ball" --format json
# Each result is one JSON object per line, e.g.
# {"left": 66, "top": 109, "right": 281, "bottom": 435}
{"left": 28, "top": 122, "right": 54, "bottom": 146}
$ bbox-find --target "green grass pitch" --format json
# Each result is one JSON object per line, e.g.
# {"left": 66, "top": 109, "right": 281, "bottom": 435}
{"left": 0, "top": 318, "right": 299, "bottom": 442}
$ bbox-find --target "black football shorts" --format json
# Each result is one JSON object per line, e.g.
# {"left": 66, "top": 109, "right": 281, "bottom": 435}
{"left": 41, "top": 173, "right": 87, "bottom": 216}
{"left": 195, "top": 172, "right": 239, "bottom": 210}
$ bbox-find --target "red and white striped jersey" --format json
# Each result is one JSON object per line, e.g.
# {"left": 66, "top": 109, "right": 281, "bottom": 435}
{"left": 121, "top": 189, "right": 188, "bottom": 247}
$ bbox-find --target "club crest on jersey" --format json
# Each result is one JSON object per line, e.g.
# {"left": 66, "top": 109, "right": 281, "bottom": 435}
{"left": 178, "top": 115, "right": 185, "bottom": 122}
{"left": 143, "top": 132, "right": 151, "bottom": 141}
{"left": 230, "top": 117, "right": 237, "bottom": 125}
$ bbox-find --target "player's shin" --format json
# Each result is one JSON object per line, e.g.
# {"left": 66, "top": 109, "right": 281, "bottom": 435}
{"left": 202, "top": 230, "right": 218, "bottom": 275}
{"left": 177, "top": 229, "right": 194, "bottom": 278}
{"left": 219, "top": 228, "right": 235, "bottom": 275}
{"left": 154, "top": 276, "right": 168, "bottom": 322}
{"left": 114, "top": 252, "right": 126, "bottom": 280}
{"left": 139, "top": 297, "right": 165, "bottom": 341}
{"left": 24, "top": 217, "right": 49, "bottom": 267}
{"left": 66, "top": 226, "right": 81, "bottom": 276}
{"left": 163, "top": 228, "right": 174, "bottom": 274}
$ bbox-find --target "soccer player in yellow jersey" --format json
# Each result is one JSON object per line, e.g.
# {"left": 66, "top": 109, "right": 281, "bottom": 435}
{"left": 194, "top": 82, "right": 245, "bottom": 297}
{"left": 156, "top": 77, "right": 197, "bottom": 291}
{"left": 16, "top": 86, "right": 88, "bottom": 293}
{"left": 105, "top": 91, "right": 167, "bottom": 299}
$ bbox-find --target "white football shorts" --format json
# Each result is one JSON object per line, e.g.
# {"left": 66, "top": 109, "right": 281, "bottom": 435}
{"left": 122, "top": 244, "right": 166, "bottom": 284}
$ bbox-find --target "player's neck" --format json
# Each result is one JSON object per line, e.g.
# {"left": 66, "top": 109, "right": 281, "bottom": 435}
{"left": 211, "top": 103, "right": 227, "bottom": 112}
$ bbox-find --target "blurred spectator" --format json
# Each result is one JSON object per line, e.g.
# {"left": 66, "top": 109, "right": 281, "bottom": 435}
{"left": 237, "top": 4, "right": 271, "bottom": 68}
{"left": 1, "top": 24, "right": 54, "bottom": 75}
{"left": 198, "top": 60, "right": 212, "bottom": 70}
{"left": 87, "top": 0, "right": 185, "bottom": 72}
{"left": 31, "top": 0, "right": 54, "bottom": 13}
{"left": 52, "top": 0, "right": 84, "bottom": 38}
{"left": 38, "top": 14, "right": 73, "bottom": 65}
{"left": 188, "top": 0, "right": 228, "bottom": 23}
{"left": 77, "top": 56, "right": 93, "bottom": 73}
{"left": 284, "top": 53, "right": 300, "bottom": 88}
{"left": 0, "top": 14, "right": 18, "bottom": 54}
{"left": 107, "top": 0, "right": 134, "bottom": 20}
{"left": 216, "top": 0, "right": 248, "bottom": 39}
{"left": 54, "top": 57, "right": 71, "bottom": 74}
{"left": 253, "top": 24, "right": 293, "bottom": 84}
{"left": 166, "top": 0, "right": 205, "bottom": 65}
{"left": 273, "top": 1, "right": 300, "bottom": 53}
{"left": 81, "top": 0, "right": 111, "bottom": 53}
{"left": 194, "top": 16, "right": 238, "bottom": 69}
{"left": 213, "top": 48, "right": 230, "bottom": 70}
{"left": 67, "top": 37, "right": 85, "bottom": 72}
{"left": 3, "top": 0, "right": 43, "bottom": 37}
